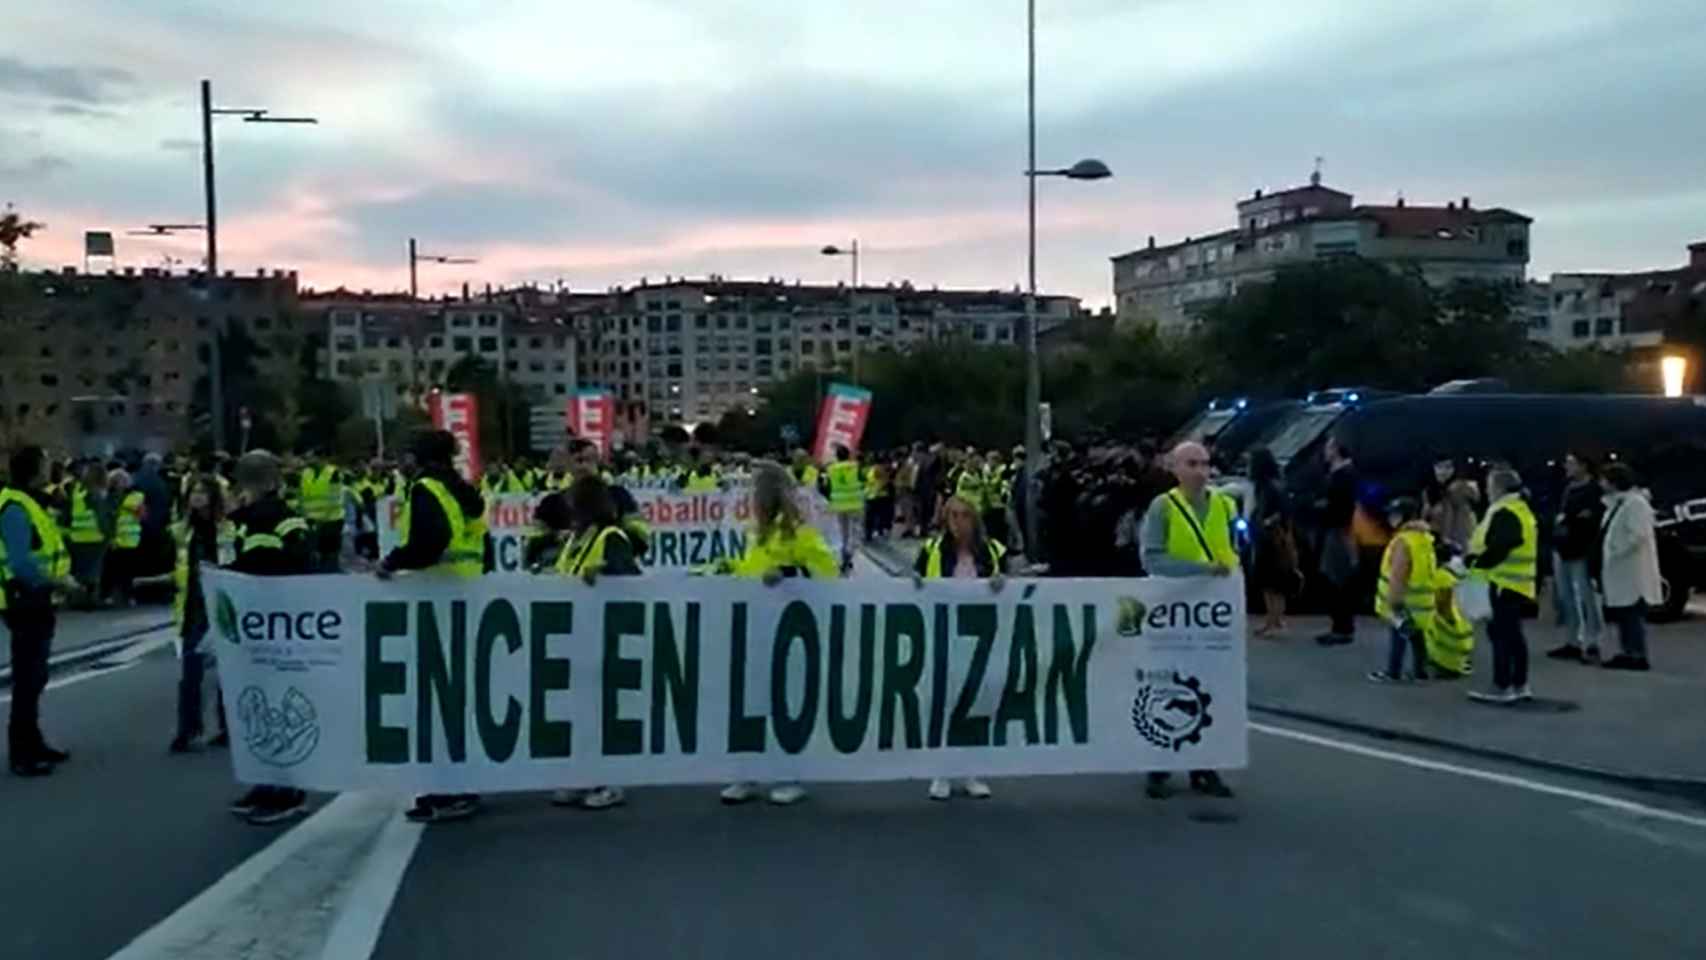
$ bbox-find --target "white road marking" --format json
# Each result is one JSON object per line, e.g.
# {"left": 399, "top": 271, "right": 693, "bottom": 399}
{"left": 1252, "top": 721, "right": 1706, "bottom": 831}
{"left": 316, "top": 805, "right": 424, "bottom": 960}
{"left": 99, "top": 632, "right": 174, "bottom": 665}
{"left": 106, "top": 790, "right": 418, "bottom": 960}
{"left": 0, "top": 658, "right": 146, "bottom": 703}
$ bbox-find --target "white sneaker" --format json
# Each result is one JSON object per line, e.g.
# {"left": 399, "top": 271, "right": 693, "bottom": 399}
{"left": 581, "top": 786, "right": 626, "bottom": 810}
{"left": 767, "top": 783, "right": 807, "bottom": 806}
{"left": 963, "top": 778, "right": 992, "bottom": 799}
{"left": 927, "top": 777, "right": 952, "bottom": 801}
{"left": 720, "top": 782, "right": 756, "bottom": 805}
{"left": 1513, "top": 684, "right": 1534, "bottom": 702}
{"left": 1467, "top": 687, "right": 1516, "bottom": 704}
{"left": 550, "top": 788, "right": 585, "bottom": 807}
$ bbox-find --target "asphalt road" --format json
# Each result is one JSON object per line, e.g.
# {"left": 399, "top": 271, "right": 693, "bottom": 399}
{"left": 5, "top": 609, "right": 1706, "bottom": 959}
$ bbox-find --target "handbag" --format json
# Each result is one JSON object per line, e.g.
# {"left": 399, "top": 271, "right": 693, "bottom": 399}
{"left": 1456, "top": 577, "right": 1492, "bottom": 623}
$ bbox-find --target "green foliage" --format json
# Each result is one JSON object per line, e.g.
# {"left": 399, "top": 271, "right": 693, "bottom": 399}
{"left": 0, "top": 204, "right": 44, "bottom": 272}
{"left": 443, "top": 354, "right": 533, "bottom": 460}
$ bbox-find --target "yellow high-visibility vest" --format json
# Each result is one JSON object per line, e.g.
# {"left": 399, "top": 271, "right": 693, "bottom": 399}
{"left": 1159, "top": 486, "right": 1241, "bottom": 569}
{"left": 114, "top": 491, "right": 145, "bottom": 549}
{"left": 1469, "top": 494, "right": 1538, "bottom": 599}
{"left": 729, "top": 525, "right": 840, "bottom": 579}
{"left": 827, "top": 462, "right": 863, "bottom": 514}
{"left": 919, "top": 536, "right": 1005, "bottom": 578}
{"left": 299, "top": 465, "right": 345, "bottom": 523}
{"left": 1376, "top": 526, "right": 1438, "bottom": 625}
{"left": 554, "top": 526, "right": 631, "bottom": 576}
{"left": 396, "top": 478, "right": 486, "bottom": 577}
{"left": 0, "top": 489, "right": 70, "bottom": 612}
{"left": 64, "top": 485, "right": 105, "bottom": 544}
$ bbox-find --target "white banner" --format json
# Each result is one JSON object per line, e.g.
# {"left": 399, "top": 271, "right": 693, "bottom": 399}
{"left": 203, "top": 570, "right": 1247, "bottom": 793}
{"left": 378, "top": 488, "right": 843, "bottom": 573}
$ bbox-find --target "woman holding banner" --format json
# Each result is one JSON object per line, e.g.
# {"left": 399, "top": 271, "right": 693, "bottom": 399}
{"left": 912, "top": 494, "right": 1007, "bottom": 801}
{"left": 719, "top": 461, "right": 840, "bottom": 806}
{"left": 551, "top": 475, "right": 642, "bottom": 811}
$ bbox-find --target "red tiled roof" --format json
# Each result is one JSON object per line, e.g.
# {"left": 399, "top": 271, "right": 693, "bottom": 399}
{"left": 1352, "top": 204, "right": 1532, "bottom": 238}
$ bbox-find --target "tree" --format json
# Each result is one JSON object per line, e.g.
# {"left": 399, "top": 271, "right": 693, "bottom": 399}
{"left": 443, "top": 355, "right": 533, "bottom": 461}
{"left": 0, "top": 204, "right": 44, "bottom": 272}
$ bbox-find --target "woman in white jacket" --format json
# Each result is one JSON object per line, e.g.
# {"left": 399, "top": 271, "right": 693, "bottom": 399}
{"left": 1598, "top": 464, "right": 1660, "bottom": 671}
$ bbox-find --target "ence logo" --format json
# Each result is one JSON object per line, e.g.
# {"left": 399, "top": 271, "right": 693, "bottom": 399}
{"left": 215, "top": 590, "right": 240, "bottom": 644}
{"left": 1131, "top": 671, "right": 1213, "bottom": 751}
{"left": 1116, "top": 597, "right": 1147, "bottom": 636}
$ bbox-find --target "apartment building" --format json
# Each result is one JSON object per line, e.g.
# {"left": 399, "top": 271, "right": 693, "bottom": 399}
{"left": 0, "top": 265, "right": 300, "bottom": 454}
{"left": 1534, "top": 242, "right": 1706, "bottom": 352}
{"left": 1112, "top": 174, "right": 1532, "bottom": 334}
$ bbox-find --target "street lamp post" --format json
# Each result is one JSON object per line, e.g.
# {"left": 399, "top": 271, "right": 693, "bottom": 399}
{"left": 405, "top": 237, "right": 480, "bottom": 430}
{"left": 1023, "top": 0, "right": 1112, "bottom": 561}
{"left": 821, "top": 240, "right": 861, "bottom": 384}
{"left": 199, "top": 78, "right": 316, "bottom": 453}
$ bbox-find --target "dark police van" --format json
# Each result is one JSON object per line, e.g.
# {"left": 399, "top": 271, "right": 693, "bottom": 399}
{"left": 1282, "top": 394, "right": 1706, "bottom": 620}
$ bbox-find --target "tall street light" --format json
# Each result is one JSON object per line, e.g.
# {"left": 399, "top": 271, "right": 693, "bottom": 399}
{"left": 1024, "top": 0, "right": 1111, "bottom": 560}
{"left": 201, "top": 78, "right": 317, "bottom": 453}
{"left": 405, "top": 238, "right": 478, "bottom": 404}
{"left": 408, "top": 237, "right": 477, "bottom": 300}
{"left": 821, "top": 240, "right": 861, "bottom": 384}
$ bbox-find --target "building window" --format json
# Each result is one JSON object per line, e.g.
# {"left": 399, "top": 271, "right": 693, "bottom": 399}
{"left": 450, "top": 314, "right": 472, "bottom": 328}
{"left": 553, "top": 384, "right": 567, "bottom": 395}
{"left": 479, "top": 314, "right": 499, "bottom": 328}
{"left": 1594, "top": 318, "right": 1613, "bottom": 336}
{"left": 529, "top": 337, "right": 543, "bottom": 349}
{"left": 1571, "top": 320, "right": 1591, "bottom": 339}
{"left": 429, "top": 336, "right": 444, "bottom": 348}
{"left": 40, "top": 373, "right": 58, "bottom": 387}
{"left": 454, "top": 336, "right": 472, "bottom": 352}
{"left": 386, "top": 336, "right": 401, "bottom": 348}
{"left": 479, "top": 337, "right": 498, "bottom": 352}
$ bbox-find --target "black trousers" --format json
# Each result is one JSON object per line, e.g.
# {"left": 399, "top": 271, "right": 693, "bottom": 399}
{"left": 1327, "top": 577, "right": 1359, "bottom": 636}
{"left": 314, "top": 522, "right": 344, "bottom": 573}
{"left": 4, "top": 598, "right": 55, "bottom": 760}
{"left": 1487, "top": 586, "right": 1529, "bottom": 689}
{"left": 176, "top": 624, "right": 227, "bottom": 741}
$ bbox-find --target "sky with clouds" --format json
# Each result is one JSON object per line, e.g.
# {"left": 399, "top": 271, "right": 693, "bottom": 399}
{"left": 4, "top": 0, "right": 1704, "bottom": 306}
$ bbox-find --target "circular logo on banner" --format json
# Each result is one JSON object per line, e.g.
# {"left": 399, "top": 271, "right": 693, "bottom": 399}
{"left": 238, "top": 686, "right": 322, "bottom": 767}
{"left": 1132, "top": 671, "right": 1213, "bottom": 751}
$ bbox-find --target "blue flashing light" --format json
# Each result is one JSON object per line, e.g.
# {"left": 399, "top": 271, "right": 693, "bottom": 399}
{"left": 1235, "top": 398, "right": 1249, "bottom": 410}
{"left": 1346, "top": 391, "right": 1361, "bottom": 403}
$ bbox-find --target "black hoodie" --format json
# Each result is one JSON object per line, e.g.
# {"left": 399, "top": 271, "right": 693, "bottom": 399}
{"left": 380, "top": 465, "right": 485, "bottom": 573}
{"left": 227, "top": 494, "right": 313, "bottom": 577}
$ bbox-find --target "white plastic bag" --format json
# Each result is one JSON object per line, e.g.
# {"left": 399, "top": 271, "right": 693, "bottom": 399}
{"left": 1455, "top": 577, "right": 1492, "bottom": 623}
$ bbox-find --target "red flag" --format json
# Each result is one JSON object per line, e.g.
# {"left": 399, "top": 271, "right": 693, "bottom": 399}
{"left": 812, "top": 382, "right": 873, "bottom": 464}
{"left": 429, "top": 392, "right": 482, "bottom": 483}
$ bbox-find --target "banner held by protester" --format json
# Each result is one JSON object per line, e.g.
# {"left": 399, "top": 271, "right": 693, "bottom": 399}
{"left": 204, "top": 570, "right": 1247, "bottom": 793}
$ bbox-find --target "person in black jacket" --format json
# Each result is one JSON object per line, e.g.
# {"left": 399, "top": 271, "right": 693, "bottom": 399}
{"left": 1314, "top": 437, "right": 1360, "bottom": 646}
{"left": 225, "top": 451, "right": 315, "bottom": 824}
{"left": 377, "top": 430, "right": 487, "bottom": 824}
{"left": 1547, "top": 452, "right": 1606, "bottom": 662}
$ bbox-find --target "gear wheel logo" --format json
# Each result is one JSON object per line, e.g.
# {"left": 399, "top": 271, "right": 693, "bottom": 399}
{"left": 1132, "top": 670, "right": 1213, "bottom": 751}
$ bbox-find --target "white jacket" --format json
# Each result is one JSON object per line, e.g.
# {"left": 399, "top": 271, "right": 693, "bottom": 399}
{"left": 1599, "top": 490, "right": 1662, "bottom": 608}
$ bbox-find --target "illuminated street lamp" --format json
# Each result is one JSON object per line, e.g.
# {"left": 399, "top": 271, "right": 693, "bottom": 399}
{"left": 1661, "top": 354, "right": 1688, "bottom": 397}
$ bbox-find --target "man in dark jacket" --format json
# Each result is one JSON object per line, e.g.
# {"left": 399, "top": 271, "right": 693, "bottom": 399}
{"left": 225, "top": 451, "right": 315, "bottom": 823}
{"left": 1547, "top": 453, "right": 1605, "bottom": 661}
{"left": 1315, "top": 437, "right": 1360, "bottom": 646}
{"left": 378, "top": 430, "right": 486, "bottom": 823}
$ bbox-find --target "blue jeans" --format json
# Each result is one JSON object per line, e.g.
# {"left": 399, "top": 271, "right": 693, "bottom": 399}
{"left": 1386, "top": 620, "right": 1427, "bottom": 678}
{"left": 1553, "top": 555, "right": 1603, "bottom": 647}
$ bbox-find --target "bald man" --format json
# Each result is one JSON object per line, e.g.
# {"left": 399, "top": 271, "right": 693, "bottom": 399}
{"left": 1136, "top": 440, "right": 1239, "bottom": 800}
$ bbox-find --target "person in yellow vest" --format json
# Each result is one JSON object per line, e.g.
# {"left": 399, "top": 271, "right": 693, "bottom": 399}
{"left": 378, "top": 430, "right": 487, "bottom": 823}
{"left": 1466, "top": 468, "right": 1539, "bottom": 705}
{"left": 569, "top": 439, "right": 650, "bottom": 560}
{"left": 1137, "top": 441, "right": 1237, "bottom": 800}
{"left": 2, "top": 446, "right": 76, "bottom": 776}
{"left": 104, "top": 468, "right": 146, "bottom": 606}
{"left": 1368, "top": 498, "right": 1436, "bottom": 683}
{"left": 825, "top": 445, "right": 864, "bottom": 573}
{"left": 297, "top": 453, "right": 346, "bottom": 572}
{"left": 681, "top": 447, "right": 721, "bottom": 493}
{"left": 480, "top": 460, "right": 514, "bottom": 501}
{"left": 61, "top": 463, "right": 112, "bottom": 606}
{"left": 549, "top": 474, "right": 641, "bottom": 811}
{"left": 717, "top": 461, "right": 839, "bottom": 807}
{"left": 791, "top": 448, "right": 820, "bottom": 492}
{"left": 953, "top": 451, "right": 987, "bottom": 514}
{"left": 222, "top": 451, "right": 315, "bottom": 823}
{"left": 911, "top": 494, "right": 1007, "bottom": 802}
{"left": 170, "top": 475, "right": 233, "bottom": 754}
